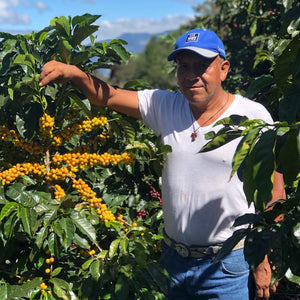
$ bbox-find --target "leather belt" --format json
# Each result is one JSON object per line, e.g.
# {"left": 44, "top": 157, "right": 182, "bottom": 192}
{"left": 163, "top": 232, "right": 244, "bottom": 258}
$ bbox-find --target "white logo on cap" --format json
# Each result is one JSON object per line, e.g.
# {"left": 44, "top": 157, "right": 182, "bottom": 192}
{"left": 186, "top": 33, "right": 199, "bottom": 43}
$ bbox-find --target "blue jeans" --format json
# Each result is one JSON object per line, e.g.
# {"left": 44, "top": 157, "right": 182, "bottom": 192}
{"left": 160, "top": 241, "right": 255, "bottom": 299}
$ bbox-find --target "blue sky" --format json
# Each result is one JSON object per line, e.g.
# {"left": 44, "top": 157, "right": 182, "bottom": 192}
{"left": 0, "top": 0, "right": 201, "bottom": 40}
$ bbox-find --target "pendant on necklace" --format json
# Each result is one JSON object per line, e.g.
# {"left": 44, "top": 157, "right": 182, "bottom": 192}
{"left": 191, "top": 132, "right": 197, "bottom": 142}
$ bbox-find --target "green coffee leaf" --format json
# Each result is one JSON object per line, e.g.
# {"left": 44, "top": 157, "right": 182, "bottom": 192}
{"left": 20, "top": 206, "right": 38, "bottom": 237}
{"left": 0, "top": 202, "right": 19, "bottom": 222}
{"left": 59, "top": 217, "right": 75, "bottom": 248}
{"left": 90, "top": 260, "right": 101, "bottom": 281}
{"left": 71, "top": 211, "right": 97, "bottom": 243}
{"left": 13, "top": 54, "right": 36, "bottom": 72}
{"left": 200, "top": 131, "right": 241, "bottom": 152}
{"left": 51, "top": 16, "right": 70, "bottom": 37}
{"left": 285, "top": 269, "right": 300, "bottom": 284}
{"left": 230, "top": 127, "right": 260, "bottom": 178}
{"left": 109, "top": 239, "right": 120, "bottom": 258}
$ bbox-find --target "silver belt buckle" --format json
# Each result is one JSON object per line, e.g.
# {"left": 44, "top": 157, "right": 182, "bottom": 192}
{"left": 190, "top": 247, "right": 208, "bottom": 257}
{"left": 174, "top": 243, "right": 189, "bottom": 257}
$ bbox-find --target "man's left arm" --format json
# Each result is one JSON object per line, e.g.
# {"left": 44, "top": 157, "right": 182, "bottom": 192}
{"left": 253, "top": 171, "right": 286, "bottom": 299}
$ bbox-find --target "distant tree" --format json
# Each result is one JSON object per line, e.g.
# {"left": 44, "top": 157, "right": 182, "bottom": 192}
{"left": 110, "top": 35, "right": 177, "bottom": 89}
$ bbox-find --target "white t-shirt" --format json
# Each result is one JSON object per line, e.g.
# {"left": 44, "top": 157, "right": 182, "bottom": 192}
{"left": 138, "top": 90, "right": 273, "bottom": 246}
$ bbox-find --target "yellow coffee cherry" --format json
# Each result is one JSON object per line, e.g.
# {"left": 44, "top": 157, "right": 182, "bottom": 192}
{"left": 117, "top": 214, "right": 125, "bottom": 225}
{"left": 49, "top": 257, "right": 55, "bottom": 263}
{"left": 45, "top": 258, "right": 51, "bottom": 264}
{"left": 132, "top": 222, "right": 137, "bottom": 227}
{"left": 45, "top": 268, "right": 51, "bottom": 274}
{"left": 40, "top": 282, "right": 48, "bottom": 289}
{"left": 88, "top": 249, "right": 96, "bottom": 256}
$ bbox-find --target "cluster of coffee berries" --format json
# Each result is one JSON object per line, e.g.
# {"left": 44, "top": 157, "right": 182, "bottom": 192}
{"left": 40, "top": 282, "right": 51, "bottom": 295}
{"left": 0, "top": 163, "right": 46, "bottom": 185}
{"left": 96, "top": 203, "right": 116, "bottom": 222}
{"left": 43, "top": 251, "right": 55, "bottom": 277}
{"left": 51, "top": 122, "right": 82, "bottom": 147}
{"left": 76, "top": 130, "right": 111, "bottom": 152}
{"left": 52, "top": 151, "right": 135, "bottom": 170}
{"left": 148, "top": 184, "right": 162, "bottom": 205}
{"left": 14, "top": 138, "right": 43, "bottom": 154}
{"left": 72, "top": 178, "right": 97, "bottom": 202}
{"left": 63, "top": 108, "right": 81, "bottom": 121}
{"left": 136, "top": 210, "right": 146, "bottom": 219}
{"left": 72, "top": 178, "right": 116, "bottom": 223}
{"left": 81, "top": 116, "right": 108, "bottom": 132}
{"left": 96, "top": 131, "right": 110, "bottom": 142}
{"left": 39, "top": 113, "right": 54, "bottom": 138}
{"left": 0, "top": 125, "right": 43, "bottom": 154}
{"left": 51, "top": 115, "right": 107, "bottom": 147}
{"left": 0, "top": 125, "right": 16, "bottom": 141}
{"left": 79, "top": 247, "right": 97, "bottom": 257}
{"left": 45, "top": 167, "right": 75, "bottom": 181}
{"left": 54, "top": 184, "right": 65, "bottom": 200}
{"left": 45, "top": 256, "right": 55, "bottom": 265}
{"left": 120, "top": 152, "right": 135, "bottom": 165}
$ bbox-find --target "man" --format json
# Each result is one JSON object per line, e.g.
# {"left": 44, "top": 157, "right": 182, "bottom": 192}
{"left": 40, "top": 28, "right": 285, "bottom": 299}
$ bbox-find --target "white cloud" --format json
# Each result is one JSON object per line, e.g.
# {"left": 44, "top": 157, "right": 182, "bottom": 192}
{"left": 1, "top": 0, "right": 20, "bottom": 7}
{"left": 35, "top": 1, "right": 48, "bottom": 12}
{"left": 96, "top": 14, "right": 194, "bottom": 40}
{"left": 0, "top": 0, "right": 30, "bottom": 25}
{"left": 0, "top": 0, "right": 48, "bottom": 25}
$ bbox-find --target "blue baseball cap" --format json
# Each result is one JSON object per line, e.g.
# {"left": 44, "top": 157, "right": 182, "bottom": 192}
{"left": 167, "top": 28, "right": 226, "bottom": 61}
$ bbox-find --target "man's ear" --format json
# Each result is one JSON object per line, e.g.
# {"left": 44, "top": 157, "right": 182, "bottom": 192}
{"left": 220, "top": 59, "right": 230, "bottom": 82}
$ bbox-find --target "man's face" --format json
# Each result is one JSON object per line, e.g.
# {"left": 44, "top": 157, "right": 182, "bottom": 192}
{"left": 176, "top": 51, "right": 228, "bottom": 105}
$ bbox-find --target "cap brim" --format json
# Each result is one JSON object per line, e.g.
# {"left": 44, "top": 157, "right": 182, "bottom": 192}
{"left": 167, "top": 47, "right": 219, "bottom": 61}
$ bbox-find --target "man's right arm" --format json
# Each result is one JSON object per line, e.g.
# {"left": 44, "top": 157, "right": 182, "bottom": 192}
{"left": 39, "top": 61, "right": 141, "bottom": 119}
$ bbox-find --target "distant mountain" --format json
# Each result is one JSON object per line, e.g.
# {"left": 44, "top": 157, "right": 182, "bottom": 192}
{"left": 103, "top": 31, "right": 170, "bottom": 54}
{"left": 117, "top": 32, "right": 153, "bottom": 53}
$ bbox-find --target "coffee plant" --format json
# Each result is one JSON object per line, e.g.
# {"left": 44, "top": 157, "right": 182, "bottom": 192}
{"left": 0, "top": 14, "right": 170, "bottom": 299}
